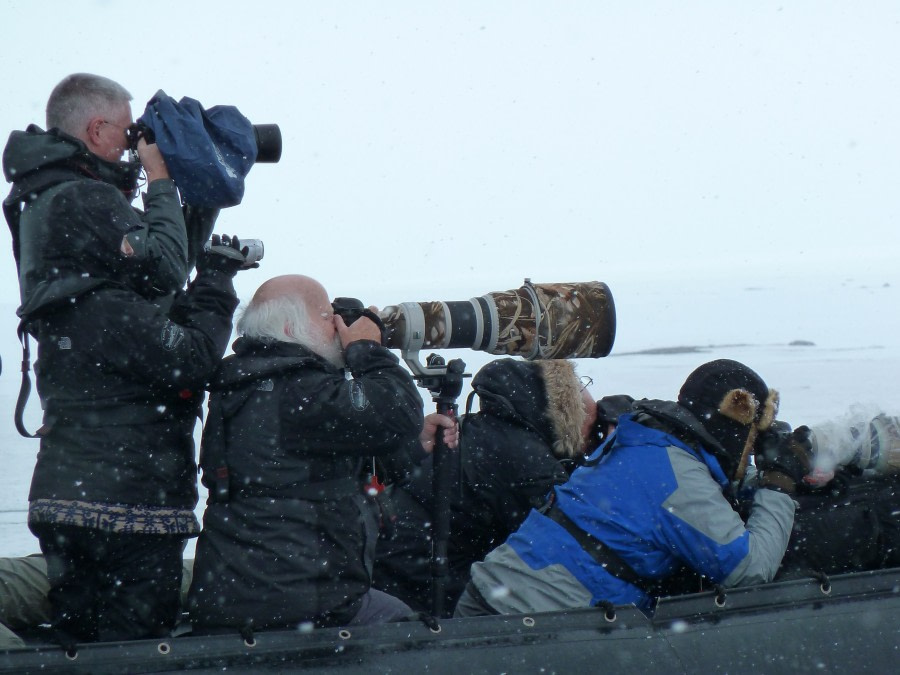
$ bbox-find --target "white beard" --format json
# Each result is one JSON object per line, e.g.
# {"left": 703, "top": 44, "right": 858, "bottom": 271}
{"left": 316, "top": 333, "right": 346, "bottom": 369}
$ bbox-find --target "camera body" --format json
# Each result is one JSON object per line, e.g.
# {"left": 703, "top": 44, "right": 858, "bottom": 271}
{"left": 202, "top": 238, "right": 265, "bottom": 269}
{"left": 332, "top": 297, "right": 387, "bottom": 342}
{"left": 756, "top": 420, "right": 795, "bottom": 460}
{"left": 126, "top": 121, "right": 153, "bottom": 153}
{"left": 332, "top": 297, "right": 367, "bottom": 325}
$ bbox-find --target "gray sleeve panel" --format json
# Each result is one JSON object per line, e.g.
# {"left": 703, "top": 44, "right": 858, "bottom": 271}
{"left": 0, "top": 622, "right": 25, "bottom": 650}
{"left": 723, "top": 488, "right": 796, "bottom": 586}
{"left": 469, "top": 543, "right": 594, "bottom": 614}
{"left": 0, "top": 556, "right": 50, "bottom": 629}
{"left": 0, "top": 555, "right": 195, "bottom": 633}
{"left": 663, "top": 448, "right": 795, "bottom": 587}
{"left": 662, "top": 447, "right": 749, "bottom": 545}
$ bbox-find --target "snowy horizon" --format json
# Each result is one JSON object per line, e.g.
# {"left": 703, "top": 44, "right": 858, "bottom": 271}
{"left": 2, "top": 261, "right": 898, "bottom": 557}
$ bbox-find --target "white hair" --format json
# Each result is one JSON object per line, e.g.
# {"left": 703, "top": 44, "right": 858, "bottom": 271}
{"left": 46, "top": 73, "right": 132, "bottom": 135}
{"left": 238, "top": 296, "right": 315, "bottom": 344}
{"left": 237, "top": 295, "right": 344, "bottom": 367}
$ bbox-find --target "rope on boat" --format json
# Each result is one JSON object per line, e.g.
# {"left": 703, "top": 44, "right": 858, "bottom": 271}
{"left": 415, "top": 611, "right": 442, "bottom": 633}
{"left": 240, "top": 623, "right": 256, "bottom": 647}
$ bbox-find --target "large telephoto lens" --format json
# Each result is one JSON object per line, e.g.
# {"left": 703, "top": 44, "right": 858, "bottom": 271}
{"left": 380, "top": 280, "right": 616, "bottom": 360}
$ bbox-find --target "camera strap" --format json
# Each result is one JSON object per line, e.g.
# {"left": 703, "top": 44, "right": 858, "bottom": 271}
{"left": 544, "top": 503, "right": 659, "bottom": 596}
{"left": 14, "top": 321, "right": 39, "bottom": 438}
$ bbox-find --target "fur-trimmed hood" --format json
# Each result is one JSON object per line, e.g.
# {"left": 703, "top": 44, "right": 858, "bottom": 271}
{"left": 468, "top": 358, "right": 587, "bottom": 459}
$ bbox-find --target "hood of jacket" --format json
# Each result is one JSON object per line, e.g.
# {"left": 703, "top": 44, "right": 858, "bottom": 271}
{"left": 3, "top": 125, "right": 140, "bottom": 202}
{"left": 631, "top": 398, "right": 738, "bottom": 479}
{"left": 469, "top": 358, "right": 587, "bottom": 459}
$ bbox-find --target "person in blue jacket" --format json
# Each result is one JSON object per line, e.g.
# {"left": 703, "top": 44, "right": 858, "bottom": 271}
{"left": 455, "top": 359, "right": 797, "bottom": 616}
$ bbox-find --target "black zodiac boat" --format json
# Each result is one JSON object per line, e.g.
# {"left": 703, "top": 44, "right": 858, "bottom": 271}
{"left": 1, "top": 565, "right": 898, "bottom": 674}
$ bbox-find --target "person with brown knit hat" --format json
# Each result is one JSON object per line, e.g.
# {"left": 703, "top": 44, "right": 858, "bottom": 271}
{"left": 456, "top": 358, "right": 796, "bottom": 616}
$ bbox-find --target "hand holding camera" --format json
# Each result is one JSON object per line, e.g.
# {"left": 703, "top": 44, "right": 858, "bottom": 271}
{"left": 124, "top": 122, "right": 168, "bottom": 182}
{"left": 332, "top": 297, "right": 387, "bottom": 347}
{"left": 197, "top": 234, "right": 259, "bottom": 278}
{"left": 755, "top": 421, "right": 814, "bottom": 493}
{"left": 135, "top": 137, "right": 170, "bottom": 182}
{"left": 335, "top": 306, "right": 383, "bottom": 347}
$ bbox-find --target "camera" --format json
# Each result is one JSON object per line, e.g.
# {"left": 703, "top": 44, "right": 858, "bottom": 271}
{"left": 332, "top": 297, "right": 367, "bottom": 325}
{"left": 202, "top": 238, "right": 265, "bottom": 269}
{"left": 330, "top": 280, "right": 615, "bottom": 378}
{"left": 756, "top": 420, "right": 795, "bottom": 459}
{"left": 332, "top": 298, "right": 387, "bottom": 338}
{"left": 128, "top": 122, "right": 282, "bottom": 164}
{"left": 808, "top": 413, "right": 900, "bottom": 478}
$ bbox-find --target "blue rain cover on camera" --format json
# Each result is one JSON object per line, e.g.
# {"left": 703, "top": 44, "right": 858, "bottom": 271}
{"left": 137, "top": 90, "right": 257, "bottom": 208}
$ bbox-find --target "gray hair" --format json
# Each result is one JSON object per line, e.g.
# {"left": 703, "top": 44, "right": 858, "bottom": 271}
{"left": 46, "top": 73, "right": 132, "bottom": 135}
{"left": 237, "top": 296, "right": 319, "bottom": 349}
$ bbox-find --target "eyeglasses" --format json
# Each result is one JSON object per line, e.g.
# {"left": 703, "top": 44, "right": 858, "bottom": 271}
{"left": 102, "top": 120, "right": 141, "bottom": 148}
{"left": 579, "top": 375, "right": 594, "bottom": 392}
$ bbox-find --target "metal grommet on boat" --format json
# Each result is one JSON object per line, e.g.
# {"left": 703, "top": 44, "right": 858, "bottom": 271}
{"left": 713, "top": 584, "right": 727, "bottom": 608}
{"left": 429, "top": 623, "right": 442, "bottom": 634}
{"left": 157, "top": 642, "right": 171, "bottom": 655}
{"left": 522, "top": 616, "right": 535, "bottom": 628}
{"left": 811, "top": 571, "right": 832, "bottom": 595}
{"left": 65, "top": 648, "right": 78, "bottom": 661}
{"left": 338, "top": 629, "right": 352, "bottom": 640}
{"left": 595, "top": 600, "right": 617, "bottom": 623}
{"left": 244, "top": 637, "right": 257, "bottom": 648}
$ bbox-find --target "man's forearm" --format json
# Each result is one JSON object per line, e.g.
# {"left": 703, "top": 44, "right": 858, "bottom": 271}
{"left": 127, "top": 179, "right": 189, "bottom": 294}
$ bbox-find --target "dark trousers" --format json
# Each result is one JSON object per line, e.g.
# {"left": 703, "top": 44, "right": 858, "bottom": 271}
{"left": 778, "top": 475, "right": 900, "bottom": 579}
{"left": 33, "top": 524, "right": 184, "bottom": 643}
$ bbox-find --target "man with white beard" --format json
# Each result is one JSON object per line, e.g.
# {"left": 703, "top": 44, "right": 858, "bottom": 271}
{"left": 187, "top": 274, "right": 425, "bottom": 634}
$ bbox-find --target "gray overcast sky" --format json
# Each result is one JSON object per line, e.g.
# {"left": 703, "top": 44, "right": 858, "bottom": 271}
{"left": 2, "top": 1, "right": 899, "bottom": 309}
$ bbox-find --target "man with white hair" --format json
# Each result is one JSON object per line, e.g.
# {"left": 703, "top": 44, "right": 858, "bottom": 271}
{"left": 188, "top": 275, "right": 426, "bottom": 633}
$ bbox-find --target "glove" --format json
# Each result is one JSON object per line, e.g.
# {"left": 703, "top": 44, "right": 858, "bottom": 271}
{"left": 583, "top": 395, "right": 634, "bottom": 453}
{"left": 196, "top": 234, "right": 254, "bottom": 277}
{"left": 595, "top": 395, "right": 635, "bottom": 427}
{"left": 755, "top": 421, "right": 813, "bottom": 492}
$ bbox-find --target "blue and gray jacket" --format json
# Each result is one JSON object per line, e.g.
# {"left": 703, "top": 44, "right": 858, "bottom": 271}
{"left": 466, "top": 401, "right": 795, "bottom": 613}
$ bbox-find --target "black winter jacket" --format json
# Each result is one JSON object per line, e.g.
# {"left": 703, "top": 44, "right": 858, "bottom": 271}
{"left": 188, "top": 337, "right": 424, "bottom": 630}
{"left": 26, "top": 267, "right": 239, "bottom": 534}
{"left": 373, "top": 358, "right": 587, "bottom": 614}
{"left": 3, "top": 126, "right": 238, "bottom": 536}
{"left": 3, "top": 125, "right": 191, "bottom": 306}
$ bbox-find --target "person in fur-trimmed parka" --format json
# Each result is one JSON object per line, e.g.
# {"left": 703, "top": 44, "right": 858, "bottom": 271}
{"left": 373, "top": 358, "right": 599, "bottom": 615}
{"left": 455, "top": 359, "right": 795, "bottom": 617}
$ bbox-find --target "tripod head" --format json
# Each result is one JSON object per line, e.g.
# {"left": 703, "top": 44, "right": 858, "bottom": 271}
{"left": 414, "top": 353, "right": 469, "bottom": 406}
